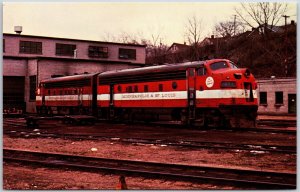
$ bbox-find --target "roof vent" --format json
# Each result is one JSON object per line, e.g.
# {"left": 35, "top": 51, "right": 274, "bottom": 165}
{"left": 14, "top": 26, "right": 22, "bottom": 35}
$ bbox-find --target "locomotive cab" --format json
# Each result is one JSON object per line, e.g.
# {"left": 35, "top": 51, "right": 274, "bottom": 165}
{"left": 193, "top": 59, "right": 258, "bottom": 128}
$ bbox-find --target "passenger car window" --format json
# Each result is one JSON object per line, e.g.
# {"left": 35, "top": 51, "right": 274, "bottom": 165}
{"left": 117, "top": 85, "right": 122, "bottom": 92}
{"left": 127, "top": 86, "right": 132, "bottom": 93}
{"left": 210, "top": 62, "right": 229, "bottom": 71}
{"left": 172, "top": 82, "right": 177, "bottom": 89}
{"left": 144, "top": 85, "right": 148, "bottom": 92}
{"left": 159, "top": 84, "right": 163, "bottom": 91}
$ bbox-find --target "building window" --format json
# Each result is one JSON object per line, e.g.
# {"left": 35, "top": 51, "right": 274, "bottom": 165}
{"left": 3, "top": 39, "right": 5, "bottom": 52}
{"left": 20, "top": 41, "right": 42, "bottom": 54}
{"left": 56, "top": 43, "right": 76, "bottom": 56}
{"left": 88, "top": 46, "right": 108, "bottom": 58}
{"left": 119, "top": 48, "right": 136, "bottom": 60}
{"left": 275, "top": 91, "right": 283, "bottom": 104}
{"left": 259, "top": 92, "right": 267, "bottom": 105}
{"left": 29, "top": 75, "right": 36, "bottom": 101}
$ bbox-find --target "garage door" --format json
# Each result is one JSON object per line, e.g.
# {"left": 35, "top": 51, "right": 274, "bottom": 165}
{"left": 3, "top": 76, "right": 25, "bottom": 112}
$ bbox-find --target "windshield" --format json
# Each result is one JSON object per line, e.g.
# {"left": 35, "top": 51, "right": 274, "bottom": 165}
{"left": 210, "top": 62, "right": 229, "bottom": 71}
{"left": 229, "top": 61, "right": 238, "bottom": 69}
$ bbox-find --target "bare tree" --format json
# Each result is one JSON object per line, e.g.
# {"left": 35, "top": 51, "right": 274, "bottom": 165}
{"left": 102, "top": 31, "right": 117, "bottom": 42}
{"left": 184, "top": 15, "right": 203, "bottom": 61}
{"left": 235, "top": 2, "right": 287, "bottom": 30}
{"left": 214, "top": 20, "right": 245, "bottom": 37}
{"left": 101, "top": 28, "right": 169, "bottom": 64}
{"left": 146, "top": 33, "right": 168, "bottom": 64}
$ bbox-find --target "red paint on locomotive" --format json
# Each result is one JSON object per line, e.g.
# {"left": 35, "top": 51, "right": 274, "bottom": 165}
{"left": 36, "top": 59, "right": 258, "bottom": 128}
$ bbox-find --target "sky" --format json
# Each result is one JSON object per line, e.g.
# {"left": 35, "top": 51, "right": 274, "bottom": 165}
{"left": 3, "top": 2, "right": 298, "bottom": 46}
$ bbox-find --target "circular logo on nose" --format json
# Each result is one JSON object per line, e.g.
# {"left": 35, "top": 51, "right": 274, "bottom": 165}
{"left": 206, "top": 76, "right": 214, "bottom": 88}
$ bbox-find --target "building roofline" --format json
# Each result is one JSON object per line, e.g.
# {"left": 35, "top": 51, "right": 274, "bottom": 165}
{"left": 3, "top": 33, "right": 147, "bottom": 47}
{"left": 3, "top": 55, "right": 145, "bottom": 66}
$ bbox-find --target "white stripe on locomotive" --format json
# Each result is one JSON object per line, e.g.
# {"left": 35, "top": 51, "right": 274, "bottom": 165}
{"left": 40, "top": 94, "right": 92, "bottom": 101}
{"left": 98, "top": 91, "right": 188, "bottom": 101}
{"left": 37, "top": 89, "right": 257, "bottom": 102}
{"left": 196, "top": 89, "right": 257, "bottom": 99}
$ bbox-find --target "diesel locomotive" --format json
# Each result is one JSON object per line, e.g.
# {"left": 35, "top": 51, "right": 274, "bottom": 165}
{"left": 36, "top": 59, "right": 258, "bottom": 128}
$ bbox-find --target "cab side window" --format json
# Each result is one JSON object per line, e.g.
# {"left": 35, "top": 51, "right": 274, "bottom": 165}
{"left": 188, "top": 68, "right": 195, "bottom": 76}
{"left": 198, "top": 67, "right": 206, "bottom": 76}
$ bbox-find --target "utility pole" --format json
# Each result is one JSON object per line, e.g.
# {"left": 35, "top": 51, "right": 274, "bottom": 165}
{"left": 233, "top": 15, "right": 237, "bottom": 36}
{"left": 282, "top": 15, "right": 290, "bottom": 27}
{"left": 282, "top": 15, "right": 290, "bottom": 77}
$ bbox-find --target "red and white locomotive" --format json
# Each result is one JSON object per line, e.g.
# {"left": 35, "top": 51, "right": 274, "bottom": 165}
{"left": 36, "top": 59, "right": 258, "bottom": 128}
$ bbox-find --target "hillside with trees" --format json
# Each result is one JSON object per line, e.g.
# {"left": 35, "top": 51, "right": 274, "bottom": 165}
{"left": 146, "top": 2, "right": 296, "bottom": 78}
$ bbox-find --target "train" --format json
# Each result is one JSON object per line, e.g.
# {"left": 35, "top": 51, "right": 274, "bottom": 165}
{"left": 36, "top": 59, "right": 258, "bottom": 128}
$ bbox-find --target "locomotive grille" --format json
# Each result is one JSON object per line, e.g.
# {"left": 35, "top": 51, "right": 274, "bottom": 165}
{"left": 99, "top": 70, "right": 186, "bottom": 85}
{"left": 44, "top": 79, "right": 91, "bottom": 88}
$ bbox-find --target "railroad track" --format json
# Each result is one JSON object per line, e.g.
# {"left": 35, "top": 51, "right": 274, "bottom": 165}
{"left": 3, "top": 118, "right": 296, "bottom": 154}
{"left": 3, "top": 149, "right": 296, "bottom": 189}
{"left": 3, "top": 117, "right": 296, "bottom": 135}
{"left": 118, "top": 120, "right": 296, "bottom": 134}
{"left": 3, "top": 119, "right": 296, "bottom": 154}
{"left": 3, "top": 129, "right": 296, "bottom": 154}
{"left": 257, "top": 119, "right": 296, "bottom": 128}
{"left": 3, "top": 119, "right": 27, "bottom": 128}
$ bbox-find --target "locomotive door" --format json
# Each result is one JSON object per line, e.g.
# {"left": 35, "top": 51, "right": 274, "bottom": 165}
{"left": 78, "top": 88, "right": 83, "bottom": 106}
{"left": 187, "top": 68, "right": 196, "bottom": 122}
{"left": 109, "top": 84, "right": 114, "bottom": 118}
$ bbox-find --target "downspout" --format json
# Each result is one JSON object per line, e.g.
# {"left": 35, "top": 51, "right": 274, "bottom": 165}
{"left": 36, "top": 59, "right": 40, "bottom": 88}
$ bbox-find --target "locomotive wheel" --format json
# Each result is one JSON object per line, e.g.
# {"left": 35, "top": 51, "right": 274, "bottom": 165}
{"left": 180, "top": 110, "right": 188, "bottom": 126}
{"left": 128, "top": 112, "right": 135, "bottom": 124}
{"left": 40, "top": 106, "right": 48, "bottom": 115}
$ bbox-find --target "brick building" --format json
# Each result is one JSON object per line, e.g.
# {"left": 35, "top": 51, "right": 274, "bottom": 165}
{"left": 3, "top": 33, "right": 146, "bottom": 113}
{"left": 257, "top": 77, "right": 296, "bottom": 115}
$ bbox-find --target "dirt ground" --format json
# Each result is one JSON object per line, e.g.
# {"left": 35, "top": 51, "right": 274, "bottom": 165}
{"left": 4, "top": 162, "right": 238, "bottom": 190}
{"left": 3, "top": 135, "right": 296, "bottom": 190}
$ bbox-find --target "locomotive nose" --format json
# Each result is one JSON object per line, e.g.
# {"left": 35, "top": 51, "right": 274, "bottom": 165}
{"left": 233, "top": 68, "right": 251, "bottom": 79}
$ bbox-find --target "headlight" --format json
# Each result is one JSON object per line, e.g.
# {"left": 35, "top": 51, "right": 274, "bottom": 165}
{"left": 221, "top": 81, "right": 237, "bottom": 88}
{"left": 234, "top": 73, "right": 242, "bottom": 79}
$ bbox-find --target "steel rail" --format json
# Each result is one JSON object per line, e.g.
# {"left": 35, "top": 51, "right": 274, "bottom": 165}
{"left": 3, "top": 117, "right": 296, "bottom": 134}
{"left": 3, "top": 149, "right": 296, "bottom": 189}
{"left": 3, "top": 128, "right": 296, "bottom": 154}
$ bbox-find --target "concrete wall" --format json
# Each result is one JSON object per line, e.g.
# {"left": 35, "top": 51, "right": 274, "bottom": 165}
{"left": 257, "top": 78, "right": 296, "bottom": 114}
{"left": 3, "top": 58, "right": 27, "bottom": 76}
